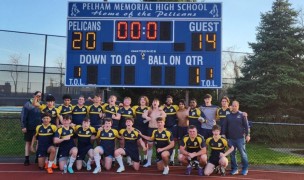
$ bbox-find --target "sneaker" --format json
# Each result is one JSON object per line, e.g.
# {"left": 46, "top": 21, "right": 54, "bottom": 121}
{"left": 116, "top": 166, "right": 125, "bottom": 173}
{"left": 241, "top": 169, "right": 248, "bottom": 175}
{"left": 51, "top": 164, "right": 58, "bottom": 169}
{"left": 169, "top": 161, "right": 174, "bottom": 166}
{"left": 82, "top": 160, "right": 87, "bottom": 168}
{"left": 214, "top": 166, "right": 220, "bottom": 174}
{"left": 162, "top": 166, "right": 169, "bottom": 175}
{"left": 24, "top": 159, "right": 30, "bottom": 166}
{"left": 46, "top": 167, "right": 53, "bottom": 174}
{"left": 198, "top": 167, "right": 204, "bottom": 176}
{"left": 87, "top": 162, "right": 92, "bottom": 171}
{"left": 67, "top": 167, "right": 74, "bottom": 174}
{"left": 93, "top": 167, "right": 101, "bottom": 174}
{"left": 230, "top": 169, "right": 238, "bottom": 175}
{"left": 219, "top": 167, "right": 226, "bottom": 176}
{"left": 143, "top": 162, "right": 151, "bottom": 167}
{"left": 141, "top": 159, "right": 147, "bottom": 165}
{"left": 185, "top": 166, "right": 192, "bottom": 175}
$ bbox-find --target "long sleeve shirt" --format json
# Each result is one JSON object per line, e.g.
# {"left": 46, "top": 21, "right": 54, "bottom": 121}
{"left": 222, "top": 111, "right": 249, "bottom": 139}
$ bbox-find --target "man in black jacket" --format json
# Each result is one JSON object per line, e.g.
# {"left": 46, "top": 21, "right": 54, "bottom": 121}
{"left": 21, "top": 91, "right": 42, "bottom": 166}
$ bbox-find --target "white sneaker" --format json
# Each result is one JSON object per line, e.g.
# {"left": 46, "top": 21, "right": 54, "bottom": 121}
{"left": 87, "top": 162, "right": 92, "bottom": 171}
{"left": 92, "top": 167, "right": 101, "bottom": 174}
{"left": 116, "top": 166, "right": 125, "bottom": 173}
{"left": 143, "top": 162, "right": 151, "bottom": 167}
{"left": 163, "top": 166, "right": 169, "bottom": 175}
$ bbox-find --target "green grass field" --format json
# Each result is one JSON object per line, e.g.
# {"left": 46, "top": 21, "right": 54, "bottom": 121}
{"left": 0, "top": 113, "right": 303, "bottom": 166}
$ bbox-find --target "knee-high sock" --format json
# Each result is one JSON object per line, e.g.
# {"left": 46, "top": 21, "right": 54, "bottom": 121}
{"left": 147, "top": 148, "right": 153, "bottom": 164}
{"left": 94, "top": 154, "right": 101, "bottom": 168}
{"left": 116, "top": 155, "right": 124, "bottom": 168}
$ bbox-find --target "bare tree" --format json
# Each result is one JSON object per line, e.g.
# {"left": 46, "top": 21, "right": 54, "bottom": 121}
{"left": 9, "top": 54, "right": 22, "bottom": 94}
{"left": 55, "top": 56, "right": 65, "bottom": 93}
{"left": 222, "top": 47, "right": 247, "bottom": 79}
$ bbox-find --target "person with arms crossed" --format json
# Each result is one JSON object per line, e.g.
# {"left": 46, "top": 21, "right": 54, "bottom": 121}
{"left": 139, "top": 117, "right": 174, "bottom": 175}
{"left": 54, "top": 114, "right": 78, "bottom": 174}
{"left": 31, "top": 112, "right": 58, "bottom": 173}
{"left": 222, "top": 100, "right": 250, "bottom": 176}
{"left": 142, "top": 98, "right": 166, "bottom": 167}
{"left": 20, "top": 91, "right": 42, "bottom": 166}
{"left": 204, "top": 125, "right": 234, "bottom": 176}
{"left": 178, "top": 125, "right": 207, "bottom": 176}
{"left": 114, "top": 117, "right": 147, "bottom": 173}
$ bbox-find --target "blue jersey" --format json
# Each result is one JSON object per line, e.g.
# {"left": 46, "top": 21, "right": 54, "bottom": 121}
{"left": 75, "top": 125, "right": 96, "bottom": 147}
{"left": 55, "top": 126, "right": 76, "bottom": 150}
{"left": 35, "top": 124, "right": 57, "bottom": 147}
{"left": 96, "top": 128, "right": 119, "bottom": 156}
{"left": 118, "top": 106, "right": 135, "bottom": 130}
{"left": 72, "top": 105, "right": 88, "bottom": 125}
{"left": 162, "top": 105, "right": 179, "bottom": 128}
{"left": 151, "top": 129, "right": 174, "bottom": 149}
{"left": 87, "top": 104, "right": 103, "bottom": 128}
{"left": 188, "top": 108, "right": 205, "bottom": 129}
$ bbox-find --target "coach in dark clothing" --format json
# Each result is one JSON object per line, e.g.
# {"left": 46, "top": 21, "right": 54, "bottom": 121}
{"left": 20, "top": 91, "right": 42, "bottom": 166}
{"left": 222, "top": 100, "right": 250, "bottom": 176}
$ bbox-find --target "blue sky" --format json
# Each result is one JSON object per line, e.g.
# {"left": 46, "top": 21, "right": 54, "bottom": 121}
{"left": 0, "top": 0, "right": 303, "bottom": 67}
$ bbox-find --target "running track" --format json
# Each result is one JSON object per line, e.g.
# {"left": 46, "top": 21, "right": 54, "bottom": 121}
{"left": 0, "top": 163, "right": 303, "bottom": 180}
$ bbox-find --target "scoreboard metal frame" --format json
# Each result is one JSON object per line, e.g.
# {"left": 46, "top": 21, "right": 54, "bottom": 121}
{"left": 66, "top": 2, "right": 222, "bottom": 88}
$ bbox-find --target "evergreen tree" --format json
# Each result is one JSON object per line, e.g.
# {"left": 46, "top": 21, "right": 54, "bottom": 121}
{"left": 228, "top": 0, "right": 304, "bottom": 120}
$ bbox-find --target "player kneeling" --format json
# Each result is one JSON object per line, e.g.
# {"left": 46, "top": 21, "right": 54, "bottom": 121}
{"left": 74, "top": 117, "right": 96, "bottom": 171}
{"left": 178, "top": 125, "right": 207, "bottom": 176}
{"left": 204, "top": 125, "right": 234, "bottom": 176}
{"left": 92, "top": 118, "right": 120, "bottom": 174}
{"left": 114, "top": 117, "right": 147, "bottom": 173}
{"left": 31, "top": 112, "right": 58, "bottom": 174}
{"left": 54, "top": 115, "right": 78, "bottom": 174}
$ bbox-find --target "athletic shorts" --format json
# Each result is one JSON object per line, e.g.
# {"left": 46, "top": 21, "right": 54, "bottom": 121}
{"left": 37, "top": 144, "right": 53, "bottom": 158}
{"left": 124, "top": 147, "right": 140, "bottom": 163}
{"left": 134, "top": 125, "right": 148, "bottom": 136}
{"left": 58, "top": 145, "right": 76, "bottom": 159}
{"left": 77, "top": 145, "right": 93, "bottom": 160}
{"left": 208, "top": 155, "right": 220, "bottom": 166}
{"left": 24, "top": 130, "right": 35, "bottom": 142}
{"left": 156, "top": 149, "right": 173, "bottom": 162}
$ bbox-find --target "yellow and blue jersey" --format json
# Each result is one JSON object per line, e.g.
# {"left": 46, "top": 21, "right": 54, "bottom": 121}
{"left": 180, "top": 134, "right": 206, "bottom": 153}
{"left": 96, "top": 128, "right": 119, "bottom": 156}
{"left": 118, "top": 106, "right": 135, "bottom": 129}
{"left": 151, "top": 129, "right": 173, "bottom": 149}
{"left": 40, "top": 104, "right": 60, "bottom": 125}
{"left": 87, "top": 104, "right": 103, "bottom": 128}
{"left": 161, "top": 105, "right": 179, "bottom": 127}
{"left": 35, "top": 124, "right": 57, "bottom": 146}
{"left": 102, "top": 103, "right": 120, "bottom": 128}
{"left": 72, "top": 105, "right": 88, "bottom": 125}
{"left": 57, "top": 104, "right": 73, "bottom": 116}
{"left": 188, "top": 108, "right": 205, "bottom": 129}
{"left": 55, "top": 126, "right": 76, "bottom": 149}
{"left": 206, "top": 136, "right": 229, "bottom": 157}
{"left": 75, "top": 125, "right": 96, "bottom": 147}
{"left": 119, "top": 128, "right": 140, "bottom": 148}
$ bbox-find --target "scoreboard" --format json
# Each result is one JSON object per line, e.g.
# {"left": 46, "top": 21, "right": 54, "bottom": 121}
{"left": 66, "top": 2, "right": 222, "bottom": 88}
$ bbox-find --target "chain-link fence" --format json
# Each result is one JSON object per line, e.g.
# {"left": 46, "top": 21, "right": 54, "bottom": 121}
{"left": 0, "top": 113, "right": 303, "bottom": 171}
